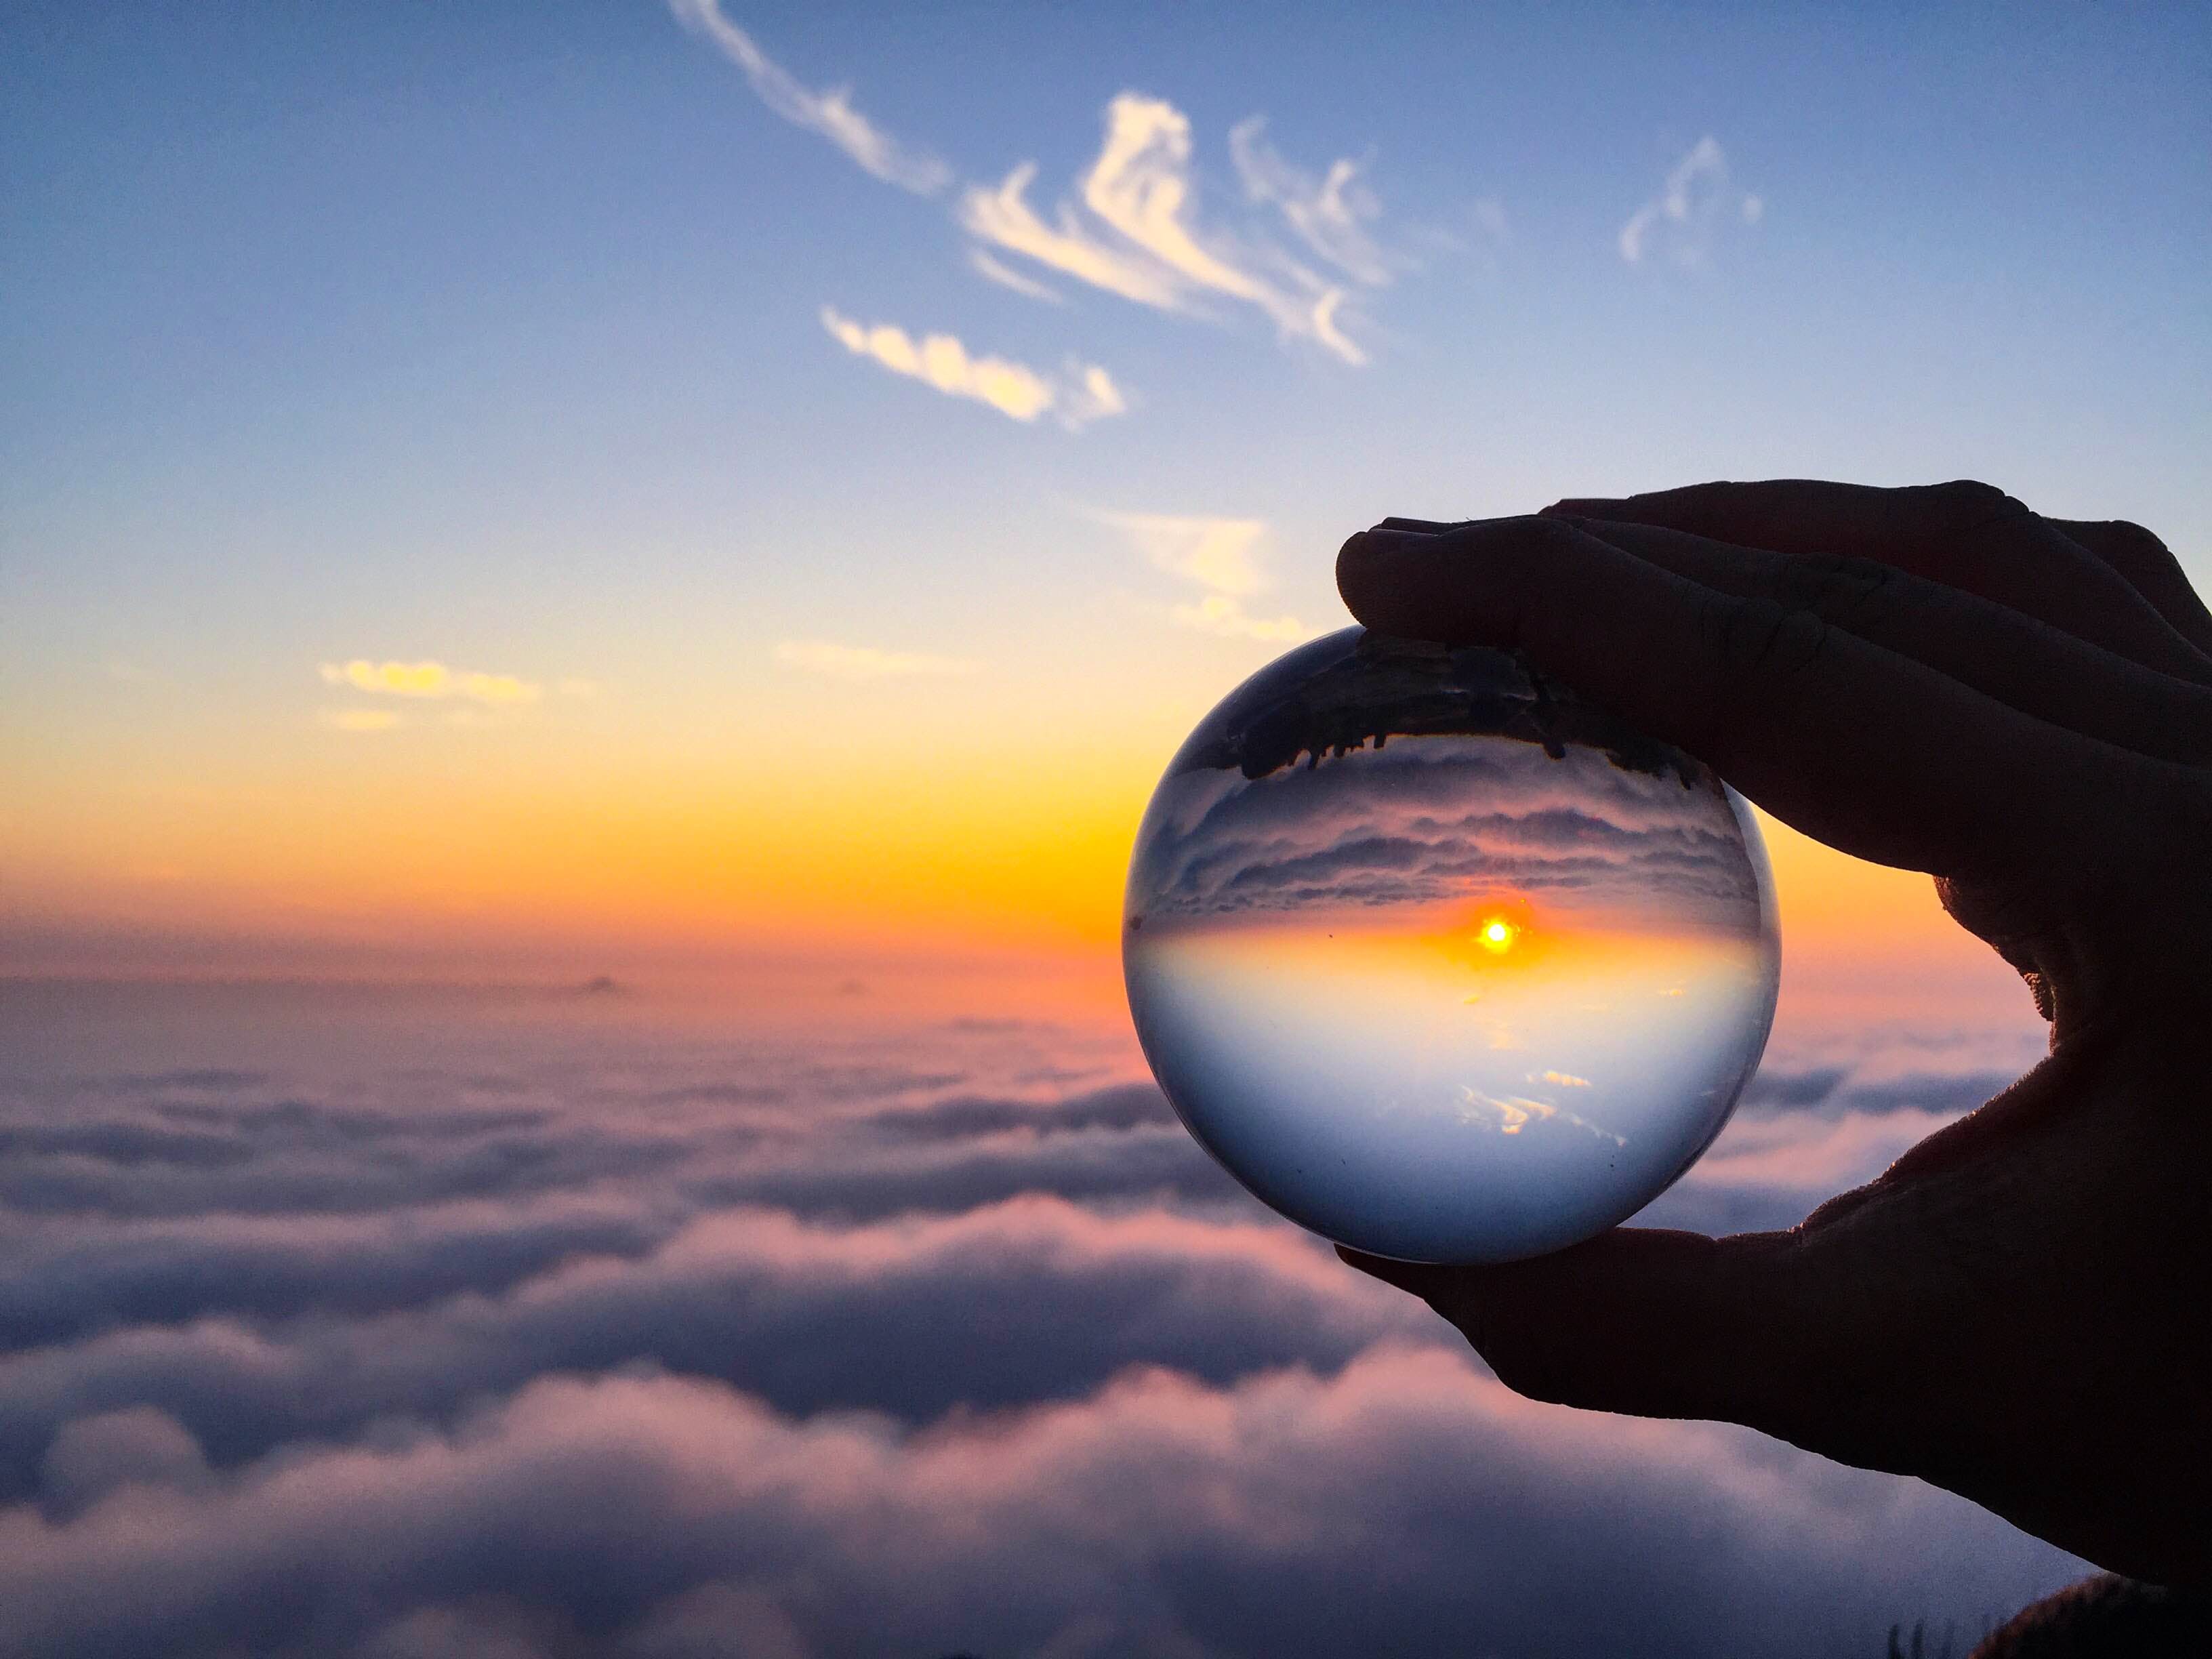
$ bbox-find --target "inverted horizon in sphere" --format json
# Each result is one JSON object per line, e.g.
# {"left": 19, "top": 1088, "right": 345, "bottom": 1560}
{"left": 1124, "top": 629, "right": 1780, "bottom": 1262}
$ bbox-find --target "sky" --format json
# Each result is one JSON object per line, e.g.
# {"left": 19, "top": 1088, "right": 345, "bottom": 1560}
{"left": 5, "top": 0, "right": 2208, "bottom": 991}
{"left": 5, "top": 6, "right": 2207, "bottom": 1651}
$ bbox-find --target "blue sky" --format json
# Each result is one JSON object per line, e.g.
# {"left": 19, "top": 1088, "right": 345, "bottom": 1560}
{"left": 3, "top": 0, "right": 2207, "bottom": 967}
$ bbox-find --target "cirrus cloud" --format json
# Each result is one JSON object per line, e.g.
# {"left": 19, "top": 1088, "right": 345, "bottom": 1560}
{"left": 773, "top": 640, "right": 981, "bottom": 680}
{"left": 820, "top": 308, "right": 1126, "bottom": 430}
{"left": 1618, "top": 136, "right": 1764, "bottom": 267}
{"left": 318, "top": 661, "right": 542, "bottom": 705}
{"left": 962, "top": 95, "right": 1376, "bottom": 365}
{"left": 1095, "top": 511, "right": 1308, "bottom": 642}
{"left": 668, "top": 0, "right": 949, "bottom": 194}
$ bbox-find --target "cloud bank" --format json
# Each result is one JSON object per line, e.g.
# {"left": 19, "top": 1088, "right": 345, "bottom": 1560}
{"left": 0, "top": 977, "right": 2074, "bottom": 1654}
{"left": 0, "top": 1349, "right": 2074, "bottom": 1659}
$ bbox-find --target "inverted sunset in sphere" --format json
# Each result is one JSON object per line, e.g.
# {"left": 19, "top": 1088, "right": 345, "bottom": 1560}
{"left": 1122, "top": 628, "right": 1781, "bottom": 1263}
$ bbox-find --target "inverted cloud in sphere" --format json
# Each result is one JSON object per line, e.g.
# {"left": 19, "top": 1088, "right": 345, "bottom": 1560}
{"left": 1132, "top": 738, "right": 1763, "bottom": 922}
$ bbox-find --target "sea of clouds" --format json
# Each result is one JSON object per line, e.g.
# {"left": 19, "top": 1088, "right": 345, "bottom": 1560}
{"left": 0, "top": 976, "right": 2081, "bottom": 1658}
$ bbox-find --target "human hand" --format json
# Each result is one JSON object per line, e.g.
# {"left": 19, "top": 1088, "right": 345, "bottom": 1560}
{"left": 1332, "top": 480, "right": 2212, "bottom": 1586}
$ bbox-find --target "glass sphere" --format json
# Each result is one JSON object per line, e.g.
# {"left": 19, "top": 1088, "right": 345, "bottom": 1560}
{"left": 1124, "top": 628, "right": 1779, "bottom": 1263}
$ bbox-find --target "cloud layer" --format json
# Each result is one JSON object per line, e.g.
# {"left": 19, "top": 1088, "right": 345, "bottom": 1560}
{"left": 0, "top": 1349, "right": 2072, "bottom": 1659}
{"left": 0, "top": 972, "right": 2074, "bottom": 1654}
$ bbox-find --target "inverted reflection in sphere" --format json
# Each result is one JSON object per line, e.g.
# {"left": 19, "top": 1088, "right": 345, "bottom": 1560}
{"left": 1123, "top": 628, "right": 1780, "bottom": 1263}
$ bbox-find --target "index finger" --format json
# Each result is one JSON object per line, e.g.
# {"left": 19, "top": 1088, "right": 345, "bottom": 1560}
{"left": 1336, "top": 516, "right": 2144, "bottom": 881}
{"left": 1542, "top": 480, "right": 2212, "bottom": 683}
{"left": 2049, "top": 516, "right": 2212, "bottom": 659}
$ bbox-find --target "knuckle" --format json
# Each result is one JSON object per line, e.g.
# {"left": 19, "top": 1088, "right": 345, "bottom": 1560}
{"left": 1668, "top": 480, "right": 1738, "bottom": 516}
{"left": 1770, "top": 552, "right": 1901, "bottom": 630}
{"left": 1915, "top": 479, "right": 2032, "bottom": 538}
{"left": 2102, "top": 518, "right": 2172, "bottom": 556}
{"left": 1921, "top": 478, "right": 2010, "bottom": 514}
{"left": 1697, "top": 591, "right": 1829, "bottom": 680}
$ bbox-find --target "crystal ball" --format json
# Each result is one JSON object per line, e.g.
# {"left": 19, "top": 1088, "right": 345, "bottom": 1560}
{"left": 1123, "top": 628, "right": 1780, "bottom": 1263}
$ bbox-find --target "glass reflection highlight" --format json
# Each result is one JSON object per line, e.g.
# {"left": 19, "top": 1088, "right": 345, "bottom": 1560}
{"left": 1124, "top": 628, "right": 1780, "bottom": 1263}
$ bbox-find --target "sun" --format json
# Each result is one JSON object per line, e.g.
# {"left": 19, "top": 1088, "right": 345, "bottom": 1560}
{"left": 1477, "top": 916, "right": 1519, "bottom": 954}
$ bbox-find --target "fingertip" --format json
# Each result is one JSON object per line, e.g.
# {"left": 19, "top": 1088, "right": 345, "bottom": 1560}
{"left": 1338, "top": 515, "right": 1573, "bottom": 642}
{"left": 1334, "top": 527, "right": 1425, "bottom": 628}
{"left": 1540, "top": 497, "right": 1615, "bottom": 518}
{"left": 1335, "top": 1242, "right": 1416, "bottom": 1285}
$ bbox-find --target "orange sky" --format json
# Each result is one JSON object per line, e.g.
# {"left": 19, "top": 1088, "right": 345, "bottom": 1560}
{"left": 5, "top": 680, "right": 2032, "bottom": 1043}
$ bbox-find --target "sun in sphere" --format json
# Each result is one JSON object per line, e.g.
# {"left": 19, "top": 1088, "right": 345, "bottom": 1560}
{"left": 1477, "top": 916, "right": 1519, "bottom": 954}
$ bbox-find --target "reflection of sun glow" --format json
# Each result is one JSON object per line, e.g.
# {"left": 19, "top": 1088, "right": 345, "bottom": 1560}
{"left": 1478, "top": 916, "right": 1519, "bottom": 954}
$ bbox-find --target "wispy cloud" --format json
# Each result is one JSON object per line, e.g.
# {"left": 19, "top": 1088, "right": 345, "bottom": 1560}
{"left": 1618, "top": 137, "right": 1763, "bottom": 267}
{"left": 821, "top": 308, "right": 1126, "bottom": 429}
{"left": 318, "top": 661, "right": 542, "bottom": 705}
{"left": 668, "top": 0, "right": 949, "bottom": 194}
{"left": 775, "top": 640, "right": 981, "bottom": 679}
{"left": 967, "top": 248, "right": 1065, "bottom": 304}
{"left": 319, "top": 708, "right": 404, "bottom": 733}
{"left": 962, "top": 95, "right": 1374, "bottom": 365}
{"left": 1169, "top": 594, "right": 1309, "bottom": 642}
{"left": 1098, "top": 512, "right": 1307, "bottom": 642}
{"left": 1104, "top": 512, "right": 1269, "bottom": 594}
{"left": 1229, "top": 118, "right": 1395, "bottom": 286}
{"left": 663, "top": 9, "right": 1425, "bottom": 370}
{"left": 958, "top": 160, "right": 1184, "bottom": 310}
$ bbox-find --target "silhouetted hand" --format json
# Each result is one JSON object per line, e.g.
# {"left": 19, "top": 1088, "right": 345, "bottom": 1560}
{"left": 1333, "top": 481, "right": 2212, "bottom": 1586}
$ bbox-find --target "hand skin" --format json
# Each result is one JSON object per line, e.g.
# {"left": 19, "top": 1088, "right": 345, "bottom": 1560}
{"left": 1332, "top": 480, "right": 2212, "bottom": 1587}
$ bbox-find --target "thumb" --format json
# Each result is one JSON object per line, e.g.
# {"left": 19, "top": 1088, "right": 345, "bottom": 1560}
{"left": 1340, "top": 1229, "right": 1827, "bottom": 1435}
